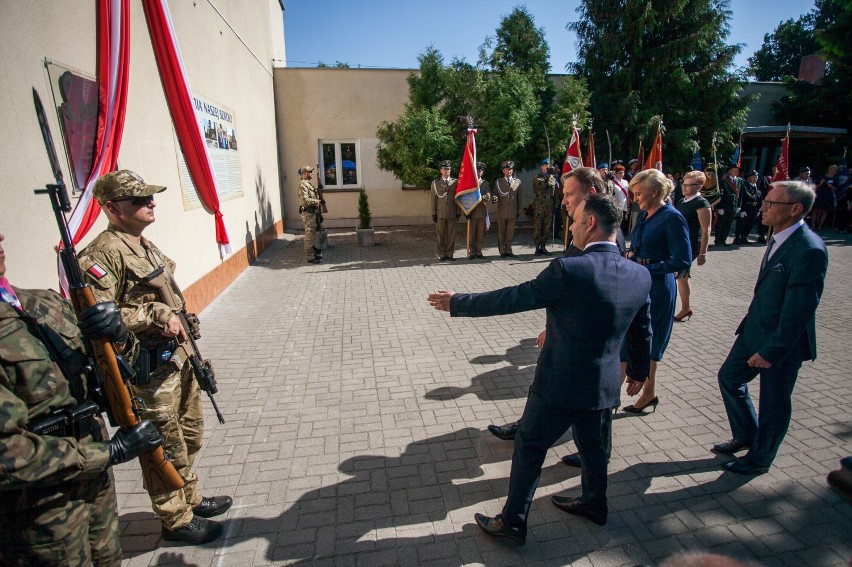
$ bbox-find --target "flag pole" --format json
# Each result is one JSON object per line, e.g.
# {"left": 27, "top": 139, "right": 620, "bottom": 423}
{"left": 564, "top": 115, "right": 578, "bottom": 249}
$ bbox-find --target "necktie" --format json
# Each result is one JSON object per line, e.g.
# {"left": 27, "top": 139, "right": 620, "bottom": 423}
{"left": 760, "top": 236, "right": 776, "bottom": 270}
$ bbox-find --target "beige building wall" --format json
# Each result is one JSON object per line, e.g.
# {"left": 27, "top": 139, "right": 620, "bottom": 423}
{"left": 0, "top": 0, "right": 284, "bottom": 311}
{"left": 274, "top": 68, "right": 433, "bottom": 229}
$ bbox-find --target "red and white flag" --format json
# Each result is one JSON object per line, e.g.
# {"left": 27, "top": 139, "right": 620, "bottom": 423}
{"left": 454, "top": 129, "right": 481, "bottom": 216}
{"left": 562, "top": 127, "right": 583, "bottom": 175}
{"left": 644, "top": 128, "right": 663, "bottom": 171}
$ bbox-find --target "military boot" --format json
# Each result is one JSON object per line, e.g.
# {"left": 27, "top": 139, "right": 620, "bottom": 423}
{"left": 162, "top": 516, "right": 223, "bottom": 545}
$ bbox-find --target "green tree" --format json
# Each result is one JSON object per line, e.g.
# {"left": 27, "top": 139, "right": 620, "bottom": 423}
{"left": 748, "top": 15, "right": 819, "bottom": 81}
{"left": 772, "top": 0, "right": 852, "bottom": 145}
{"left": 569, "top": 0, "right": 750, "bottom": 167}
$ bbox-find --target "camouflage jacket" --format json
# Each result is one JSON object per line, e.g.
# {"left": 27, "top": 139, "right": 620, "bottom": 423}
{"left": 299, "top": 180, "right": 321, "bottom": 212}
{"left": 533, "top": 173, "right": 558, "bottom": 207}
{"left": 79, "top": 225, "right": 182, "bottom": 341}
{"left": 1, "top": 288, "right": 111, "bottom": 492}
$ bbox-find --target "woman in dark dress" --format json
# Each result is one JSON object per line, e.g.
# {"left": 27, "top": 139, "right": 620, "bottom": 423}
{"left": 674, "top": 170, "right": 712, "bottom": 321}
{"left": 623, "top": 169, "right": 692, "bottom": 413}
{"left": 812, "top": 164, "right": 838, "bottom": 231}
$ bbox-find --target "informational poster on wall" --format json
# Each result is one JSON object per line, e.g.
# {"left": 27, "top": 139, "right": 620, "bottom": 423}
{"left": 176, "top": 92, "right": 243, "bottom": 210}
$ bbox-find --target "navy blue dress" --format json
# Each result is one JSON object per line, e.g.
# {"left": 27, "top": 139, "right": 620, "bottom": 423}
{"left": 630, "top": 203, "right": 692, "bottom": 360}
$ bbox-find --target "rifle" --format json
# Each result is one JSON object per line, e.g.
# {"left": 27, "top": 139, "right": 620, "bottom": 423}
{"left": 32, "top": 88, "right": 184, "bottom": 495}
{"left": 315, "top": 163, "right": 328, "bottom": 214}
{"left": 140, "top": 268, "right": 225, "bottom": 425}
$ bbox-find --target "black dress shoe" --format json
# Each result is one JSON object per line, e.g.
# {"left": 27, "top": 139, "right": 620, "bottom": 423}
{"left": 712, "top": 438, "right": 751, "bottom": 455}
{"left": 722, "top": 458, "right": 769, "bottom": 475}
{"left": 507, "top": 252, "right": 516, "bottom": 257}
{"left": 474, "top": 513, "right": 526, "bottom": 544}
{"left": 162, "top": 516, "right": 223, "bottom": 544}
{"left": 500, "top": 253, "right": 509, "bottom": 258}
{"left": 561, "top": 453, "right": 582, "bottom": 468}
{"left": 192, "top": 495, "right": 233, "bottom": 518}
{"left": 541, "top": 247, "right": 551, "bottom": 256}
{"left": 487, "top": 422, "right": 518, "bottom": 441}
{"left": 551, "top": 496, "right": 607, "bottom": 525}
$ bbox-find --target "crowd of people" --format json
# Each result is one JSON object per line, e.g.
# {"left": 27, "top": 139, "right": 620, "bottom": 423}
{"left": 427, "top": 161, "right": 829, "bottom": 545}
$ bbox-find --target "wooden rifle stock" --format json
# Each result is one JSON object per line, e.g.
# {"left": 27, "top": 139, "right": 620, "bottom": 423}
{"left": 32, "top": 87, "right": 183, "bottom": 495}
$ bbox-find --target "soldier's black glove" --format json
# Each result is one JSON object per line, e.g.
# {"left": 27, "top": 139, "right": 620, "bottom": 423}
{"left": 464, "top": 213, "right": 471, "bottom": 220}
{"left": 432, "top": 214, "right": 438, "bottom": 223}
{"left": 456, "top": 214, "right": 461, "bottom": 220}
{"left": 79, "top": 302, "right": 128, "bottom": 346}
{"left": 108, "top": 420, "right": 164, "bottom": 466}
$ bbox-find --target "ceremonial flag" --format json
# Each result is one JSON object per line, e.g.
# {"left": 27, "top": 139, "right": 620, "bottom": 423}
{"left": 691, "top": 149, "right": 702, "bottom": 171}
{"left": 583, "top": 129, "right": 596, "bottom": 169}
{"left": 454, "top": 129, "right": 481, "bottom": 216}
{"left": 637, "top": 139, "right": 645, "bottom": 171}
{"left": 645, "top": 127, "right": 662, "bottom": 171}
{"left": 562, "top": 126, "right": 583, "bottom": 175}
{"left": 771, "top": 127, "right": 790, "bottom": 182}
{"left": 732, "top": 134, "right": 743, "bottom": 169}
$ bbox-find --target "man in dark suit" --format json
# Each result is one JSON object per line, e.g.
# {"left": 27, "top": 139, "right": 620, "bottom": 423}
{"left": 428, "top": 194, "right": 652, "bottom": 544}
{"left": 487, "top": 169, "right": 627, "bottom": 472}
{"left": 713, "top": 180, "right": 828, "bottom": 475}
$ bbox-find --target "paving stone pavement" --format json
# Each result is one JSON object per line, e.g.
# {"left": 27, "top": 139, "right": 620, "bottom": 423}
{"left": 115, "top": 226, "right": 852, "bottom": 567}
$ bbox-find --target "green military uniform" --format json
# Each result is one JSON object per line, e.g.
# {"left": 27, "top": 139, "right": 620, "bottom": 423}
{"left": 79, "top": 227, "right": 203, "bottom": 531}
{"left": 494, "top": 161, "right": 522, "bottom": 257}
{"left": 1, "top": 288, "right": 122, "bottom": 566}
{"left": 298, "top": 169, "right": 322, "bottom": 263}
{"left": 532, "top": 168, "right": 557, "bottom": 253}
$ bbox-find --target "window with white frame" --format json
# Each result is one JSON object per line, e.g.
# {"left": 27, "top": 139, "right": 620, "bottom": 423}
{"left": 319, "top": 140, "right": 360, "bottom": 189}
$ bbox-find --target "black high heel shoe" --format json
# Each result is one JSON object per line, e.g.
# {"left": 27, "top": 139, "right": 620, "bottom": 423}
{"left": 622, "top": 397, "right": 659, "bottom": 413}
{"left": 674, "top": 309, "right": 693, "bottom": 322}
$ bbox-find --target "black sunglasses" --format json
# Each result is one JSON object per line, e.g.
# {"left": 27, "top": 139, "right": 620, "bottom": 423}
{"left": 113, "top": 195, "right": 155, "bottom": 207}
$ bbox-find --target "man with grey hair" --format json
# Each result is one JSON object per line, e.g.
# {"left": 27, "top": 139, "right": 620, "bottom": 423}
{"left": 713, "top": 180, "right": 827, "bottom": 475}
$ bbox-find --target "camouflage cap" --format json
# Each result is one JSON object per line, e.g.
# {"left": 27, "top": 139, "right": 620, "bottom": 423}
{"left": 299, "top": 165, "right": 315, "bottom": 174}
{"left": 93, "top": 170, "right": 166, "bottom": 205}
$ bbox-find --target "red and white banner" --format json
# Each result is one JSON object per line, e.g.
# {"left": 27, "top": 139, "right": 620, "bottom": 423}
{"left": 66, "top": 0, "right": 130, "bottom": 247}
{"left": 644, "top": 128, "right": 662, "bottom": 172}
{"left": 143, "top": 0, "right": 232, "bottom": 255}
{"left": 454, "top": 129, "right": 481, "bottom": 216}
{"left": 771, "top": 133, "right": 790, "bottom": 182}
{"left": 562, "top": 127, "right": 583, "bottom": 175}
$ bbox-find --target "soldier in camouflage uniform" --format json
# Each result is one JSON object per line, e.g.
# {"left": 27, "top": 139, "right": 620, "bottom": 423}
{"left": 532, "top": 159, "right": 557, "bottom": 256}
{"left": 1, "top": 231, "right": 163, "bottom": 566}
{"left": 78, "top": 171, "right": 232, "bottom": 545}
{"left": 298, "top": 165, "right": 323, "bottom": 264}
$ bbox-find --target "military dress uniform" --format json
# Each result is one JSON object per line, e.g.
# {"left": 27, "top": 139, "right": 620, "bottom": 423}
{"left": 734, "top": 173, "right": 763, "bottom": 244}
{"left": 298, "top": 166, "right": 323, "bottom": 263}
{"left": 532, "top": 164, "right": 556, "bottom": 255}
{"left": 468, "top": 167, "right": 490, "bottom": 259}
{"left": 494, "top": 162, "right": 522, "bottom": 257}
{"left": 715, "top": 171, "right": 742, "bottom": 246}
{"left": 0, "top": 288, "right": 126, "bottom": 566}
{"left": 431, "top": 165, "right": 459, "bottom": 260}
{"left": 79, "top": 227, "right": 208, "bottom": 533}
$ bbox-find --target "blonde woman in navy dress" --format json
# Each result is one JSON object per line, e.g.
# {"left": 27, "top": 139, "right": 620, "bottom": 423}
{"left": 623, "top": 169, "right": 692, "bottom": 412}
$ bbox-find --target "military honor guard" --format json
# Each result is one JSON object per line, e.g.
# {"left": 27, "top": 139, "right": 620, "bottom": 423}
{"left": 79, "top": 170, "right": 232, "bottom": 545}
{"left": 431, "top": 160, "right": 460, "bottom": 261}
{"left": 532, "top": 159, "right": 556, "bottom": 256}
{"left": 494, "top": 160, "right": 522, "bottom": 257}
{"left": 714, "top": 162, "right": 742, "bottom": 246}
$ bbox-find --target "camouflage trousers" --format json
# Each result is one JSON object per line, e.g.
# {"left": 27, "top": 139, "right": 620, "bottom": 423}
{"left": 0, "top": 423, "right": 121, "bottom": 566}
{"left": 532, "top": 203, "right": 553, "bottom": 245}
{"left": 131, "top": 361, "right": 204, "bottom": 530}
{"left": 302, "top": 212, "right": 317, "bottom": 261}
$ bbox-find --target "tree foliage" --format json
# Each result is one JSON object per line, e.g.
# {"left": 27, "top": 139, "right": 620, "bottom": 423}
{"left": 771, "top": 0, "right": 852, "bottom": 146}
{"left": 569, "top": 0, "right": 750, "bottom": 167}
{"left": 376, "top": 8, "right": 589, "bottom": 185}
{"left": 748, "top": 15, "right": 819, "bottom": 81}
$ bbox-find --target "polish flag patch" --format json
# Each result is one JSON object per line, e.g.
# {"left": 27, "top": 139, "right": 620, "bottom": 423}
{"left": 87, "top": 263, "right": 108, "bottom": 280}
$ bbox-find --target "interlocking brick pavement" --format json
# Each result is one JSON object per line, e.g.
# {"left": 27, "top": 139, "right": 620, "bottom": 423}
{"left": 115, "top": 226, "right": 852, "bottom": 566}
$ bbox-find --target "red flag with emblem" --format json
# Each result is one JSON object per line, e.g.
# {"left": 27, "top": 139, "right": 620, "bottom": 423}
{"left": 562, "top": 127, "right": 583, "bottom": 175}
{"left": 583, "top": 129, "right": 596, "bottom": 169}
{"left": 644, "top": 127, "right": 662, "bottom": 171}
{"left": 771, "top": 131, "right": 790, "bottom": 182}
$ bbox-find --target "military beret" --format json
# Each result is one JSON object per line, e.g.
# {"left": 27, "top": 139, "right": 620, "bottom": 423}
{"left": 747, "top": 170, "right": 759, "bottom": 177}
{"left": 439, "top": 160, "right": 452, "bottom": 168}
{"left": 93, "top": 170, "right": 166, "bottom": 205}
{"left": 540, "top": 158, "right": 550, "bottom": 166}
{"left": 501, "top": 160, "right": 514, "bottom": 169}
{"left": 476, "top": 162, "right": 485, "bottom": 171}
{"left": 597, "top": 162, "right": 608, "bottom": 169}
